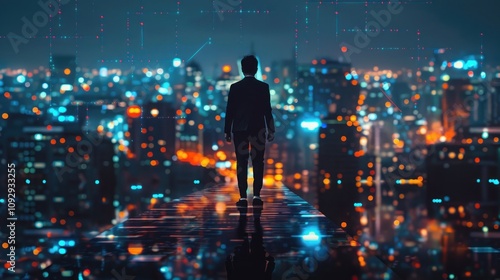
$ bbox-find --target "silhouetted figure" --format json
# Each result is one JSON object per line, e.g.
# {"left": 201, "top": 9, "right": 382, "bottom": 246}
{"left": 226, "top": 207, "right": 275, "bottom": 280}
{"left": 224, "top": 55, "right": 275, "bottom": 209}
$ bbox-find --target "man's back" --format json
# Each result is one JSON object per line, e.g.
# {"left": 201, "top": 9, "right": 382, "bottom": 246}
{"left": 224, "top": 76, "right": 273, "bottom": 134}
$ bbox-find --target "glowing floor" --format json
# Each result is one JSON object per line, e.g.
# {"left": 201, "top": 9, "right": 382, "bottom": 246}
{"left": 64, "top": 184, "right": 396, "bottom": 279}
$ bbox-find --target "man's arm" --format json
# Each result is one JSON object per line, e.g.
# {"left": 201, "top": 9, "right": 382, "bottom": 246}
{"left": 264, "top": 84, "right": 275, "bottom": 141}
{"left": 224, "top": 85, "right": 234, "bottom": 142}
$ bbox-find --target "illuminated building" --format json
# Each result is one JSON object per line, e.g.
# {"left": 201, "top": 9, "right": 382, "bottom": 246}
{"left": 426, "top": 142, "right": 500, "bottom": 229}
{"left": 296, "top": 58, "right": 358, "bottom": 116}
{"left": 50, "top": 54, "right": 76, "bottom": 85}
{"left": 2, "top": 113, "right": 117, "bottom": 227}
{"left": 126, "top": 102, "right": 176, "bottom": 161}
{"left": 317, "top": 114, "right": 362, "bottom": 236}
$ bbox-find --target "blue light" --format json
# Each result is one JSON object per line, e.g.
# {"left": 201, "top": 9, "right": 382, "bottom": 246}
{"left": 464, "top": 60, "right": 478, "bottom": 70}
{"left": 173, "top": 58, "right": 182, "bottom": 67}
{"left": 345, "top": 73, "right": 352, "bottom": 80}
{"left": 432, "top": 198, "right": 442, "bottom": 203}
{"left": 26, "top": 179, "right": 31, "bottom": 184}
{"left": 477, "top": 179, "right": 481, "bottom": 183}
{"left": 309, "top": 67, "right": 315, "bottom": 74}
{"left": 58, "top": 116, "right": 65, "bottom": 122}
{"left": 353, "top": 202, "right": 363, "bottom": 207}
{"left": 444, "top": 196, "right": 450, "bottom": 202}
{"left": 301, "top": 226, "right": 322, "bottom": 247}
{"left": 321, "top": 68, "right": 327, "bottom": 74}
{"left": 95, "top": 180, "right": 100, "bottom": 185}
{"left": 382, "top": 82, "right": 390, "bottom": 91}
{"left": 16, "top": 75, "right": 26, "bottom": 83}
{"left": 58, "top": 248, "right": 67, "bottom": 254}
{"left": 99, "top": 67, "right": 108, "bottom": 77}
{"left": 68, "top": 240, "right": 75, "bottom": 246}
{"left": 300, "top": 120, "right": 320, "bottom": 131}
{"left": 302, "top": 231, "right": 319, "bottom": 241}
{"left": 337, "top": 180, "right": 342, "bottom": 184}
{"left": 58, "top": 240, "right": 66, "bottom": 246}
{"left": 489, "top": 179, "right": 500, "bottom": 186}
{"left": 131, "top": 185, "right": 143, "bottom": 190}
{"left": 42, "top": 180, "right": 46, "bottom": 184}
{"left": 194, "top": 180, "right": 200, "bottom": 184}
{"left": 58, "top": 107, "right": 67, "bottom": 113}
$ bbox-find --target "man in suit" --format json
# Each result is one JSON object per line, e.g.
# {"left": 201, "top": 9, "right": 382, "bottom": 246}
{"left": 224, "top": 55, "right": 275, "bottom": 208}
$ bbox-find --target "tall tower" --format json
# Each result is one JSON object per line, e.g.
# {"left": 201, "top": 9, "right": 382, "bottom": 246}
{"left": 317, "top": 115, "right": 362, "bottom": 236}
{"left": 315, "top": 59, "right": 362, "bottom": 236}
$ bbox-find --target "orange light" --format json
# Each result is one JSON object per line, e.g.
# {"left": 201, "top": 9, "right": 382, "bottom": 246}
{"left": 127, "top": 105, "right": 142, "bottom": 118}
{"left": 1, "top": 113, "right": 8, "bottom": 120}
{"left": 63, "top": 68, "right": 71, "bottom": 75}
{"left": 274, "top": 78, "right": 280, "bottom": 84}
{"left": 222, "top": 65, "right": 232, "bottom": 73}
{"left": 341, "top": 46, "right": 348, "bottom": 53}
{"left": 128, "top": 243, "right": 144, "bottom": 255}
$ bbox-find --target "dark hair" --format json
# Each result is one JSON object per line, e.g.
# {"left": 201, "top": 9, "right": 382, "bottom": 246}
{"left": 241, "top": 55, "right": 258, "bottom": 75}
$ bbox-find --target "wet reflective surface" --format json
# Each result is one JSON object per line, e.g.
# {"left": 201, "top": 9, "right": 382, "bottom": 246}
{"left": 60, "top": 185, "right": 396, "bottom": 279}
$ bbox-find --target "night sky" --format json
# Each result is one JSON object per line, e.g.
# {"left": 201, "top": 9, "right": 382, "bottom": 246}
{"left": 1, "top": 0, "right": 499, "bottom": 74}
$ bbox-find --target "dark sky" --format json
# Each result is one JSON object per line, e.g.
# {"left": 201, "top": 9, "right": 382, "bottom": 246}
{"left": 1, "top": 0, "right": 499, "bottom": 74}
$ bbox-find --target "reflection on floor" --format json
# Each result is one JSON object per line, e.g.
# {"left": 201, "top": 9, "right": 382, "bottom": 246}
{"left": 67, "top": 184, "right": 397, "bottom": 279}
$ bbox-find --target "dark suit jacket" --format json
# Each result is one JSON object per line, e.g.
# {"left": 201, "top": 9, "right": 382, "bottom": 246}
{"left": 224, "top": 76, "right": 275, "bottom": 134}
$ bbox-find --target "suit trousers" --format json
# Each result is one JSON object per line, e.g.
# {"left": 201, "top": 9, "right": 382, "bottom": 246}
{"left": 233, "top": 130, "right": 266, "bottom": 198}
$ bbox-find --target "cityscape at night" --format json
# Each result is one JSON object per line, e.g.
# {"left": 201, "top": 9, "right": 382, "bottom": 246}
{"left": 1, "top": 0, "right": 500, "bottom": 279}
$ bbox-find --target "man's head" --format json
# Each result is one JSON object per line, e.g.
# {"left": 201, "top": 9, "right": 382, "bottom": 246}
{"left": 241, "top": 55, "right": 258, "bottom": 76}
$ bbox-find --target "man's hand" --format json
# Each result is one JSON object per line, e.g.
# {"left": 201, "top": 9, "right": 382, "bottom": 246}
{"left": 225, "top": 133, "right": 232, "bottom": 143}
{"left": 267, "top": 132, "right": 274, "bottom": 142}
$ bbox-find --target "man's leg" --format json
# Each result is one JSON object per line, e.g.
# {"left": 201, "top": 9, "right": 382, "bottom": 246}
{"left": 233, "top": 132, "right": 250, "bottom": 198}
{"left": 250, "top": 130, "right": 266, "bottom": 197}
